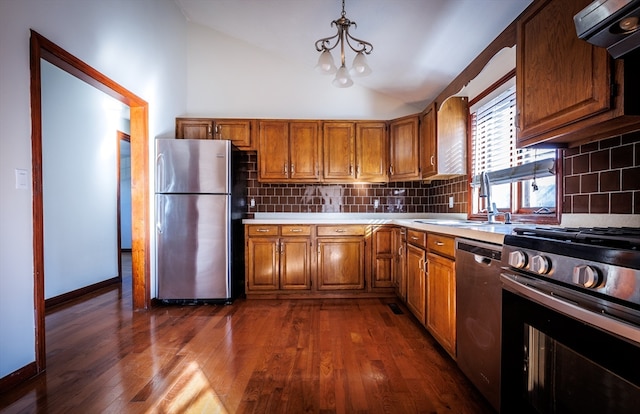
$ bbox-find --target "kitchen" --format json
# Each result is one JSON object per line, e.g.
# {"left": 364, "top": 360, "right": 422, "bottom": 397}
{"left": 2, "top": 0, "right": 640, "bottom": 412}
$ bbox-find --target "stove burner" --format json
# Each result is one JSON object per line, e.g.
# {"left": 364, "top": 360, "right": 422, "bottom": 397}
{"left": 513, "top": 227, "right": 640, "bottom": 250}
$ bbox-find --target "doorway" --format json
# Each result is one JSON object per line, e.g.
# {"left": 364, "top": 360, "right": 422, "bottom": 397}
{"left": 30, "top": 30, "right": 150, "bottom": 373}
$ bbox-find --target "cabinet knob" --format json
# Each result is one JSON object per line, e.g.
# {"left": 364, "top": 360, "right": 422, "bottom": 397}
{"left": 435, "top": 241, "right": 444, "bottom": 246}
{"left": 291, "top": 163, "right": 295, "bottom": 176}
{"left": 256, "top": 228, "right": 271, "bottom": 233}
{"left": 289, "top": 228, "right": 303, "bottom": 233}
{"left": 335, "top": 229, "right": 346, "bottom": 233}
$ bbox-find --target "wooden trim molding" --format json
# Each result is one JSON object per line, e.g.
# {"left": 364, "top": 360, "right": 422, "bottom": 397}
{"left": 45, "top": 277, "right": 122, "bottom": 310}
{"left": 29, "top": 30, "right": 150, "bottom": 381}
{"left": 0, "top": 362, "right": 37, "bottom": 394}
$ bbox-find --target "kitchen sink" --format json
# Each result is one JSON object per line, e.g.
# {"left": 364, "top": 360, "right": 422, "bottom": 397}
{"left": 413, "top": 219, "right": 488, "bottom": 226}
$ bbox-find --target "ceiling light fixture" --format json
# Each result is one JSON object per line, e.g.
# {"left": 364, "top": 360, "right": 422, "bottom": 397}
{"left": 314, "top": 0, "right": 373, "bottom": 88}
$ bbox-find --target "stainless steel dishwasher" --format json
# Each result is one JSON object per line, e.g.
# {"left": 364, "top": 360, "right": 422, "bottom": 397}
{"left": 455, "top": 238, "right": 503, "bottom": 412}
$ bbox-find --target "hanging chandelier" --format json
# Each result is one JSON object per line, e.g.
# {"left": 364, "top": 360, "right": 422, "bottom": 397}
{"left": 314, "top": 0, "right": 373, "bottom": 88}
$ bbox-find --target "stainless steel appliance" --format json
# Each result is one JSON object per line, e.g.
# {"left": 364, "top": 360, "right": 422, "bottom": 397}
{"left": 500, "top": 227, "right": 640, "bottom": 413}
{"left": 155, "top": 139, "right": 245, "bottom": 303}
{"left": 456, "top": 239, "right": 503, "bottom": 411}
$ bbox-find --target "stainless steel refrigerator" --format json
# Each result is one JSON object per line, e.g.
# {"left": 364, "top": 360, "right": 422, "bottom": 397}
{"left": 155, "top": 138, "right": 245, "bottom": 303}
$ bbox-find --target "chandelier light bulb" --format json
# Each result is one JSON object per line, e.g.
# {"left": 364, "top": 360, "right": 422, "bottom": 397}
{"left": 316, "top": 50, "right": 337, "bottom": 74}
{"left": 351, "top": 52, "right": 372, "bottom": 77}
{"left": 332, "top": 65, "right": 353, "bottom": 88}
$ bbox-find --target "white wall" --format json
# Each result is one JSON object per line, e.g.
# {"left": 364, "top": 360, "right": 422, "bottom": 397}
{"left": 186, "top": 23, "right": 422, "bottom": 120}
{"left": 41, "top": 60, "right": 121, "bottom": 299}
{"left": 0, "top": 0, "right": 187, "bottom": 380}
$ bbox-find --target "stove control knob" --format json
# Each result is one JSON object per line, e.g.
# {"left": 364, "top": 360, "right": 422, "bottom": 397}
{"left": 508, "top": 251, "right": 528, "bottom": 269}
{"left": 573, "top": 265, "right": 601, "bottom": 288}
{"left": 530, "top": 255, "right": 551, "bottom": 275}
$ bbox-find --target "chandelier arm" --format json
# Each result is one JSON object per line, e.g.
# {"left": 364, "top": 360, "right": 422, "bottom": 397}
{"left": 315, "top": 32, "right": 341, "bottom": 52}
{"left": 344, "top": 29, "right": 374, "bottom": 54}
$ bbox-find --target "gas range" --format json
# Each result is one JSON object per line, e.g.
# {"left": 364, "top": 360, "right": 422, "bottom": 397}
{"left": 502, "top": 226, "right": 640, "bottom": 311}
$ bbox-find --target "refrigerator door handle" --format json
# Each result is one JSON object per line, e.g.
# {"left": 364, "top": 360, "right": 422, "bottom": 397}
{"left": 156, "top": 152, "right": 165, "bottom": 192}
{"left": 156, "top": 196, "right": 164, "bottom": 234}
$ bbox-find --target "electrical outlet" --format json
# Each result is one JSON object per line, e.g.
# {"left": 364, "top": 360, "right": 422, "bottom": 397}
{"left": 449, "top": 196, "right": 454, "bottom": 209}
{"left": 250, "top": 198, "right": 256, "bottom": 208}
{"left": 373, "top": 199, "right": 380, "bottom": 208}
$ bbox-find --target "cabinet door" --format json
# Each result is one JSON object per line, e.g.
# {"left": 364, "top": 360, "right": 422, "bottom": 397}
{"left": 437, "top": 97, "right": 467, "bottom": 177}
{"left": 258, "top": 121, "right": 289, "bottom": 181}
{"left": 247, "top": 237, "right": 279, "bottom": 291}
{"left": 426, "top": 252, "right": 456, "bottom": 357}
{"left": 420, "top": 104, "right": 437, "bottom": 178}
{"left": 215, "top": 119, "right": 253, "bottom": 149}
{"left": 516, "top": 0, "right": 611, "bottom": 146}
{"left": 317, "top": 237, "right": 365, "bottom": 290}
{"left": 389, "top": 116, "right": 420, "bottom": 181}
{"left": 371, "top": 226, "right": 394, "bottom": 288}
{"left": 176, "top": 118, "right": 213, "bottom": 139}
{"left": 356, "top": 122, "right": 388, "bottom": 182}
{"left": 394, "top": 228, "right": 407, "bottom": 302}
{"left": 289, "top": 121, "right": 322, "bottom": 182}
{"left": 280, "top": 238, "right": 311, "bottom": 290}
{"left": 406, "top": 243, "right": 426, "bottom": 324}
{"left": 323, "top": 122, "right": 356, "bottom": 181}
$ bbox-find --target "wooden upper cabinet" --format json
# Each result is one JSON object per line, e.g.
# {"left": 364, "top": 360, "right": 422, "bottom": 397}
{"left": 389, "top": 115, "right": 420, "bottom": 182}
{"left": 516, "top": 0, "right": 640, "bottom": 147}
{"left": 214, "top": 119, "right": 253, "bottom": 149}
{"left": 420, "top": 103, "right": 437, "bottom": 179}
{"left": 356, "top": 122, "right": 388, "bottom": 182}
{"left": 289, "top": 121, "right": 322, "bottom": 181}
{"left": 176, "top": 118, "right": 213, "bottom": 139}
{"left": 431, "top": 97, "right": 467, "bottom": 180}
{"left": 258, "top": 120, "right": 321, "bottom": 182}
{"left": 176, "top": 118, "right": 254, "bottom": 149}
{"left": 323, "top": 122, "right": 356, "bottom": 182}
{"left": 258, "top": 120, "right": 289, "bottom": 181}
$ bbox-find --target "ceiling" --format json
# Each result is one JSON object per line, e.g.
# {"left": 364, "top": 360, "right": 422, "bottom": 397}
{"left": 174, "top": 0, "right": 533, "bottom": 106}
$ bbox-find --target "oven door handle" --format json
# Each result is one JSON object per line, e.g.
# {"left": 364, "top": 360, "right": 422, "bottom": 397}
{"left": 500, "top": 272, "right": 640, "bottom": 345}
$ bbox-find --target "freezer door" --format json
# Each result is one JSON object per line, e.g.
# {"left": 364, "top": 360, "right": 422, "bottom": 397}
{"left": 156, "top": 139, "right": 230, "bottom": 194}
{"left": 156, "top": 194, "right": 230, "bottom": 300}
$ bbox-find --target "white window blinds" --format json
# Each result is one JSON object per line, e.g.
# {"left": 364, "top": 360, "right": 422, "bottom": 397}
{"left": 470, "top": 85, "right": 555, "bottom": 186}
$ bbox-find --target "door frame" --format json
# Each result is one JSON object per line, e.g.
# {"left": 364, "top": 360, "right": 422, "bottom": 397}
{"left": 30, "top": 30, "right": 150, "bottom": 373}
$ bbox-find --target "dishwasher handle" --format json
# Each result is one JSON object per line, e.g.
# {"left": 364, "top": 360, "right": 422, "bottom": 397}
{"left": 455, "top": 239, "right": 502, "bottom": 262}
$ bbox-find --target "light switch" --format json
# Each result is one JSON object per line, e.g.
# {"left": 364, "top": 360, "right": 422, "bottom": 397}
{"left": 15, "top": 169, "right": 28, "bottom": 190}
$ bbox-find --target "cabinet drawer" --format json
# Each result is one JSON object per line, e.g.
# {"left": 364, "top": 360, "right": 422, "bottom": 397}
{"left": 317, "top": 225, "right": 366, "bottom": 237}
{"left": 247, "top": 225, "right": 279, "bottom": 236}
{"left": 427, "top": 233, "right": 455, "bottom": 258}
{"left": 280, "top": 225, "right": 311, "bottom": 236}
{"left": 407, "top": 229, "right": 427, "bottom": 249}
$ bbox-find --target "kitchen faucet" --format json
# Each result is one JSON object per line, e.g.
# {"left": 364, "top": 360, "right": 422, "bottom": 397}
{"left": 479, "top": 171, "right": 498, "bottom": 223}
{"left": 479, "top": 171, "right": 511, "bottom": 224}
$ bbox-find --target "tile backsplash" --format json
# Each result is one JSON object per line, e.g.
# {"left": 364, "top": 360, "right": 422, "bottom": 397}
{"left": 241, "top": 130, "right": 640, "bottom": 216}
{"left": 563, "top": 131, "right": 640, "bottom": 214}
{"left": 243, "top": 152, "right": 468, "bottom": 214}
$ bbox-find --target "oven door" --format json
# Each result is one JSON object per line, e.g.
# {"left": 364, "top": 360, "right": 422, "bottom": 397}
{"left": 500, "top": 272, "right": 640, "bottom": 414}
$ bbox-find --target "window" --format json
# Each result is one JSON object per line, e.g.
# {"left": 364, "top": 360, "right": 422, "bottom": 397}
{"left": 469, "top": 78, "right": 560, "bottom": 223}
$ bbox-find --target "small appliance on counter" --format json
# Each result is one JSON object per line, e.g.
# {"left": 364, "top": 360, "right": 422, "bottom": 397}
{"left": 155, "top": 139, "right": 246, "bottom": 303}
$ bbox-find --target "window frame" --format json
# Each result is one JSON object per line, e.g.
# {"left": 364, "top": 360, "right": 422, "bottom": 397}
{"left": 466, "top": 72, "right": 562, "bottom": 225}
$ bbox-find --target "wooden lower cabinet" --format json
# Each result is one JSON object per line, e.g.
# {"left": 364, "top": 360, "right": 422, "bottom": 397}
{"left": 316, "top": 236, "right": 365, "bottom": 290}
{"left": 246, "top": 225, "right": 311, "bottom": 292}
{"left": 394, "top": 227, "right": 407, "bottom": 302}
{"left": 426, "top": 233, "right": 457, "bottom": 358}
{"left": 371, "top": 226, "right": 395, "bottom": 289}
{"left": 406, "top": 242, "right": 427, "bottom": 324}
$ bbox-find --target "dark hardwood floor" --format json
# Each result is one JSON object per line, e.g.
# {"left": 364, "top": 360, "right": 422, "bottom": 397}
{"left": 0, "top": 253, "right": 494, "bottom": 413}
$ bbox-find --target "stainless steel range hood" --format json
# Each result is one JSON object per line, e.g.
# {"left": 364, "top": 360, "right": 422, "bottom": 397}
{"left": 574, "top": 0, "right": 640, "bottom": 58}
